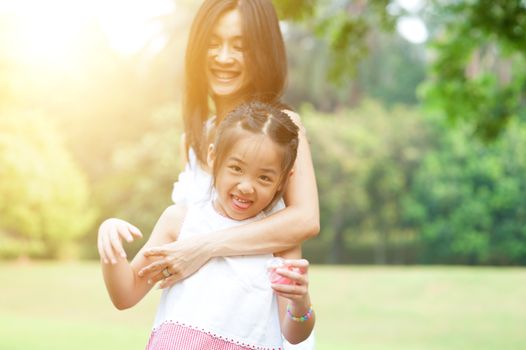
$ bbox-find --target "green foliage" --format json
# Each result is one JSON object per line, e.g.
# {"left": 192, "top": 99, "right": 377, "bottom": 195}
{"left": 404, "top": 117, "right": 526, "bottom": 264}
{"left": 423, "top": 0, "right": 526, "bottom": 141}
{"left": 281, "top": 0, "right": 526, "bottom": 141}
{"left": 273, "top": 0, "right": 316, "bottom": 21}
{"left": 274, "top": 0, "right": 396, "bottom": 85}
{"left": 87, "top": 103, "right": 183, "bottom": 258}
{"left": 0, "top": 110, "right": 95, "bottom": 259}
{"left": 302, "top": 101, "right": 430, "bottom": 263}
{"left": 284, "top": 25, "right": 426, "bottom": 111}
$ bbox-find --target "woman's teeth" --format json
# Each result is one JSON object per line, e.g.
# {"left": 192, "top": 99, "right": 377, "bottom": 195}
{"left": 213, "top": 70, "right": 239, "bottom": 80}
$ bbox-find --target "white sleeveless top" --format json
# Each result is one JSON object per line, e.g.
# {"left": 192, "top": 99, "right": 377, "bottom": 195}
{"left": 168, "top": 147, "right": 316, "bottom": 350}
{"left": 146, "top": 201, "right": 283, "bottom": 350}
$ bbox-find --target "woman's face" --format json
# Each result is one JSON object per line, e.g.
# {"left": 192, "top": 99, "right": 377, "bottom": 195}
{"left": 207, "top": 9, "right": 250, "bottom": 101}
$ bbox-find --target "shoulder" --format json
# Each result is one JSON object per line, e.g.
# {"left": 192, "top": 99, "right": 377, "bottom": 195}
{"left": 157, "top": 204, "right": 188, "bottom": 240}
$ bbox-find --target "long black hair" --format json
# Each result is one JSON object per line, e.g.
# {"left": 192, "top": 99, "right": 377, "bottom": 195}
{"left": 183, "top": 0, "right": 288, "bottom": 166}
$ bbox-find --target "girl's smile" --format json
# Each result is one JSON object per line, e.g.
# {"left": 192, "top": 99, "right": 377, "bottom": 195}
{"left": 210, "top": 132, "right": 284, "bottom": 221}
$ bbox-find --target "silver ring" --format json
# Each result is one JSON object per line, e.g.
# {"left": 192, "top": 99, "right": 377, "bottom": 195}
{"left": 162, "top": 267, "right": 172, "bottom": 278}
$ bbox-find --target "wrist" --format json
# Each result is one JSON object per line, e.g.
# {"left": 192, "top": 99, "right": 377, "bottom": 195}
{"left": 288, "top": 297, "right": 311, "bottom": 315}
{"left": 200, "top": 235, "right": 217, "bottom": 259}
{"left": 286, "top": 303, "right": 314, "bottom": 323}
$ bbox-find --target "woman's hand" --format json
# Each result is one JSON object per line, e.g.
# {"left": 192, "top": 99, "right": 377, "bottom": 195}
{"left": 97, "top": 218, "right": 143, "bottom": 264}
{"left": 270, "top": 259, "right": 310, "bottom": 304}
{"left": 138, "top": 238, "right": 212, "bottom": 288}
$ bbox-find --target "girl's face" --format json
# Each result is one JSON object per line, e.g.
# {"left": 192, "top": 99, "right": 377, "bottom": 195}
{"left": 210, "top": 132, "right": 285, "bottom": 220}
{"left": 207, "top": 9, "right": 250, "bottom": 102}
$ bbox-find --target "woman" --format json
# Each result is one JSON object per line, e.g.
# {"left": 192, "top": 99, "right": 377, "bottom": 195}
{"left": 98, "top": 0, "right": 319, "bottom": 348}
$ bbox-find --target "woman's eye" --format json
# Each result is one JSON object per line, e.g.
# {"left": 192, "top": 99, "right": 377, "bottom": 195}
{"left": 229, "top": 165, "right": 242, "bottom": 172}
{"left": 233, "top": 40, "right": 245, "bottom": 51}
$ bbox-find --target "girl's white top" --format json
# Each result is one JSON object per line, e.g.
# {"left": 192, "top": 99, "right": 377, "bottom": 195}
{"left": 164, "top": 147, "right": 315, "bottom": 350}
{"left": 147, "top": 200, "right": 283, "bottom": 349}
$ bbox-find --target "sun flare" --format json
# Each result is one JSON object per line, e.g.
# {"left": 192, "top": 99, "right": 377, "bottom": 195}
{"left": 1, "top": 0, "right": 175, "bottom": 68}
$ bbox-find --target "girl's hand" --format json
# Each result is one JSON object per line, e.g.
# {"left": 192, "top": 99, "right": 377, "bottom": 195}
{"left": 97, "top": 218, "right": 143, "bottom": 264}
{"left": 270, "top": 259, "right": 310, "bottom": 303}
{"left": 138, "top": 238, "right": 211, "bottom": 288}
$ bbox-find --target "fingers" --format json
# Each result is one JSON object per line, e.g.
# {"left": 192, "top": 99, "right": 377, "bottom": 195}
{"left": 138, "top": 259, "right": 168, "bottom": 278}
{"left": 109, "top": 226, "right": 127, "bottom": 260}
{"left": 147, "top": 271, "right": 166, "bottom": 286}
{"left": 98, "top": 219, "right": 143, "bottom": 265}
{"left": 275, "top": 267, "right": 308, "bottom": 286}
{"left": 101, "top": 226, "right": 117, "bottom": 264}
{"left": 271, "top": 282, "right": 308, "bottom": 300}
{"left": 97, "top": 231, "right": 108, "bottom": 264}
{"left": 142, "top": 267, "right": 181, "bottom": 288}
{"left": 143, "top": 248, "right": 168, "bottom": 257}
{"left": 127, "top": 223, "right": 143, "bottom": 238}
{"left": 283, "top": 259, "right": 309, "bottom": 273}
{"left": 158, "top": 275, "right": 178, "bottom": 289}
{"left": 270, "top": 259, "right": 310, "bottom": 301}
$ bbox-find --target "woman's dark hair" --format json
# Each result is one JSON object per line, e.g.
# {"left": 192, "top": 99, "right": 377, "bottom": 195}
{"left": 183, "top": 0, "right": 288, "bottom": 166}
{"left": 211, "top": 101, "right": 299, "bottom": 211}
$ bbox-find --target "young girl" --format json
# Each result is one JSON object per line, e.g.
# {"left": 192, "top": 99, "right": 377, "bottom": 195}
{"left": 99, "top": 101, "right": 315, "bottom": 349}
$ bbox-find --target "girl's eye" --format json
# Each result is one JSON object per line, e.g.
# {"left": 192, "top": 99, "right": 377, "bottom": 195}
{"left": 229, "top": 165, "right": 242, "bottom": 173}
{"left": 259, "top": 175, "right": 273, "bottom": 183}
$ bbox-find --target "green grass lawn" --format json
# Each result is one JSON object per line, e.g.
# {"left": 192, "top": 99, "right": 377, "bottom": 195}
{"left": 0, "top": 262, "right": 525, "bottom": 350}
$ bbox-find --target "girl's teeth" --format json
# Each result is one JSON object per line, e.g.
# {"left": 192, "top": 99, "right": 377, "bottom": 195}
{"left": 234, "top": 196, "right": 248, "bottom": 203}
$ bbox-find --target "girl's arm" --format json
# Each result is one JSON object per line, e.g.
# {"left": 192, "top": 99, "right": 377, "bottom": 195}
{"left": 273, "top": 246, "right": 315, "bottom": 344}
{"left": 98, "top": 204, "right": 185, "bottom": 310}
{"left": 140, "top": 112, "right": 319, "bottom": 285}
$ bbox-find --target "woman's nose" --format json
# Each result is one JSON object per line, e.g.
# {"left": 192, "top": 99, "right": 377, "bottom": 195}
{"left": 214, "top": 44, "right": 235, "bottom": 64}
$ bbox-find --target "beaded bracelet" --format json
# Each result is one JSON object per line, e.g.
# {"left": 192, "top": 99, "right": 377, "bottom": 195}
{"left": 286, "top": 304, "right": 313, "bottom": 322}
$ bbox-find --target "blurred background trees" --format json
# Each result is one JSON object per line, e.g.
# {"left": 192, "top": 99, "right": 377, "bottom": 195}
{"left": 1, "top": 0, "right": 525, "bottom": 264}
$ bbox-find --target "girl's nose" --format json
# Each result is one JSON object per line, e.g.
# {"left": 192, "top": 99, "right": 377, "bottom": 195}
{"left": 237, "top": 180, "right": 254, "bottom": 194}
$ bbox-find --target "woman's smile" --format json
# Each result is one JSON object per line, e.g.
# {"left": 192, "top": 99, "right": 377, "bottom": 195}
{"left": 211, "top": 68, "right": 241, "bottom": 82}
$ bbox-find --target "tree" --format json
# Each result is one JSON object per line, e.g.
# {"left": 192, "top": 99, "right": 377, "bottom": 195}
{"left": 275, "top": 0, "right": 526, "bottom": 140}
{"left": 422, "top": 0, "right": 526, "bottom": 141}
{"left": 84, "top": 103, "right": 183, "bottom": 258}
{"left": 0, "top": 109, "right": 95, "bottom": 259}
{"left": 403, "top": 116, "right": 526, "bottom": 264}
{"left": 303, "top": 100, "right": 429, "bottom": 263}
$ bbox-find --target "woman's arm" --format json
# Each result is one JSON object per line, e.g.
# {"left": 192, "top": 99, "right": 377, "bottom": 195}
{"left": 140, "top": 112, "right": 319, "bottom": 285}
{"left": 99, "top": 204, "right": 185, "bottom": 309}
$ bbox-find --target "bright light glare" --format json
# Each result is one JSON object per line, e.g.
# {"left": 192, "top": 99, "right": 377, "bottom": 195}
{"left": 3, "top": 0, "right": 92, "bottom": 65}
{"left": 1, "top": 0, "right": 175, "bottom": 67}
{"left": 397, "top": 16, "right": 428, "bottom": 44}
{"left": 98, "top": 0, "right": 175, "bottom": 56}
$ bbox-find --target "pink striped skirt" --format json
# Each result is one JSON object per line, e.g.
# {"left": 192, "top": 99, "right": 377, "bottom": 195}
{"left": 146, "top": 321, "right": 282, "bottom": 350}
